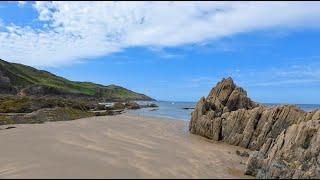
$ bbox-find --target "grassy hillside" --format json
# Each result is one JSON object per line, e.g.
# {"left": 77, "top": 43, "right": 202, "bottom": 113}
{"left": 0, "top": 59, "right": 153, "bottom": 101}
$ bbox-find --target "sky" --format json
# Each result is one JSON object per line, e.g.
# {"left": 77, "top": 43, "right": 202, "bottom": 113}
{"left": 0, "top": 1, "right": 320, "bottom": 104}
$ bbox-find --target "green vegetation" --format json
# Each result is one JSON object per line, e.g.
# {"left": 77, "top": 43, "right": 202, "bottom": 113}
{"left": 0, "top": 96, "right": 30, "bottom": 113}
{"left": 0, "top": 115, "right": 15, "bottom": 126}
{"left": 0, "top": 95, "right": 88, "bottom": 113}
{"left": 18, "top": 107, "right": 94, "bottom": 123}
{"left": 0, "top": 59, "right": 155, "bottom": 127}
{"left": 0, "top": 59, "right": 153, "bottom": 101}
{"left": 0, "top": 107, "right": 94, "bottom": 126}
{"left": 0, "top": 95, "right": 94, "bottom": 126}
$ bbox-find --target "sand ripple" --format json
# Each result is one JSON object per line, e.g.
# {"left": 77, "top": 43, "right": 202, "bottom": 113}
{"left": 0, "top": 113, "right": 253, "bottom": 178}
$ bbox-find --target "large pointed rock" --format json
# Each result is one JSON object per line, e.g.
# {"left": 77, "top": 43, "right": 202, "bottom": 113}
{"left": 189, "top": 77, "right": 320, "bottom": 179}
{"left": 206, "top": 77, "right": 256, "bottom": 113}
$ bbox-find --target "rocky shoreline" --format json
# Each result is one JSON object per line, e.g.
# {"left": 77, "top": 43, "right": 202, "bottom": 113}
{"left": 189, "top": 77, "right": 320, "bottom": 179}
{"left": 0, "top": 94, "right": 157, "bottom": 126}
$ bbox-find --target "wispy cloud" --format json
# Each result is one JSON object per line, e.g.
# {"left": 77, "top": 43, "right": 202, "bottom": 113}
{"left": 17, "top": 1, "right": 27, "bottom": 7}
{"left": 190, "top": 77, "right": 218, "bottom": 83}
{"left": 1, "top": 2, "right": 320, "bottom": 66}
{"left": 182, "top": 76, "right": 220, "bottom": 88}
{"left": 249, "top": 79, "right": 320, "bottom": 87}
{"left": 282, "top": 55, "right": 320, "bottom": 63}
{"left": 149, "top": 47, "right": 184, "bottom": 59}
{"left": 231, "top": 57, "right": 320, "bottom": 87}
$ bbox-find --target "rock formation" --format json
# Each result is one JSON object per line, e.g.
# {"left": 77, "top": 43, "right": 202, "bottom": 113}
{"left": 125, "top": 102, "right": 141, "bottom": 109}
{"left": 189, "top": 77, "right": 320, "bottom": 179}
{"left": 245, "top": 119, "right": 320, "bottom": 178}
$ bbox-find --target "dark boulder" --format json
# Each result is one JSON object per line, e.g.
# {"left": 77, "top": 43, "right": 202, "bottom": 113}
{"left": 112, "top": 102, "right": 126, "bottom": 110}
{"left": 125, "top": 102, "right": 140, "bottom": 109}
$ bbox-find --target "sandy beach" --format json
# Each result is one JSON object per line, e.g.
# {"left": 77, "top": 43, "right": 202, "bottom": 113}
{"left": 0, "top": 113, "right": 252, "bottom": 179}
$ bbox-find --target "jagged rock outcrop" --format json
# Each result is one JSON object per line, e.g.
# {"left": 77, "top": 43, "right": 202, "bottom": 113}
{"left": 189, "top": 77, "right": 320, "bottom": 179}
{"left": 246, "top": 119, "right": 320, "bottom": 178}
{"left": 205, "top": 77, "right": 257, "bottom": 113}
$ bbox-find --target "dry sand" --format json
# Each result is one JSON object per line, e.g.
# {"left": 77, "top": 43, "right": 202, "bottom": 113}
{"left": 0, "top": 113, "right": 253, "bottom": 179}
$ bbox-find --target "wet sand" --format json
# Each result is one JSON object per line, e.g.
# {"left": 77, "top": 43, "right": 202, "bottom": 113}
{"left": 0, "top": 113, "right": 253, "bottom": 178}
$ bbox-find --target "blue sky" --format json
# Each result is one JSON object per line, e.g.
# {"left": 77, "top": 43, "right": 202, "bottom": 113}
{"left": 1, "top": 2, "right": 320, "bottom": 104}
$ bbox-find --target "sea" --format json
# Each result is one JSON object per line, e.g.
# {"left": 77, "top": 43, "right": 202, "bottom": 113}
{"left": 129, "top": 101, "right": 320, "bottom": 121}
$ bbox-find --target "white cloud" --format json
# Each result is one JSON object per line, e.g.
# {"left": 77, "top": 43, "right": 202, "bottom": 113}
{"left": 17, "top": 1, "right": 27, "bottom": 7}
{"left": 253, "top": 79, "right": 320, "bottom": 87}
{"left": 1, "top": 1, "right": 320, "bottom": 67}
{"left": 231, "top": 59, "right": 320, "bottom": 87}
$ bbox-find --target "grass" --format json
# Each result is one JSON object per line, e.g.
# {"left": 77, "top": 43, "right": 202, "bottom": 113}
{"left": 0, "top": 97, "right": 31, "bottom": 113}
{"left": 0, "top": 95, "right": 88, "bottom": 113}
{"left": 0, "top": 59, "right": 152, "bottom": 101}
{"left": 0, "top": 107, "right": 94, "bottom": 126}
{"left": 27, "top": 107, "right": 94, "bottom": 122}
{"left": 0, "top": 115, "right": 15, "bottom": 125}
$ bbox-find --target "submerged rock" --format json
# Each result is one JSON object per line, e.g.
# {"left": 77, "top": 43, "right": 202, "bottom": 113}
{"left": 189, "top": 77, "right": 320, "bottom": 179}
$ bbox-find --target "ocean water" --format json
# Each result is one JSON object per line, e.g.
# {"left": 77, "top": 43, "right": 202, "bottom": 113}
{"left": 264, "top": 103, "right": 320, "bottom": 112}
{"left": 129, "top": 101, "right": 196, "bottom": 121}
{"left": 129, "top": 101, "right": 320, "bottom": 121}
